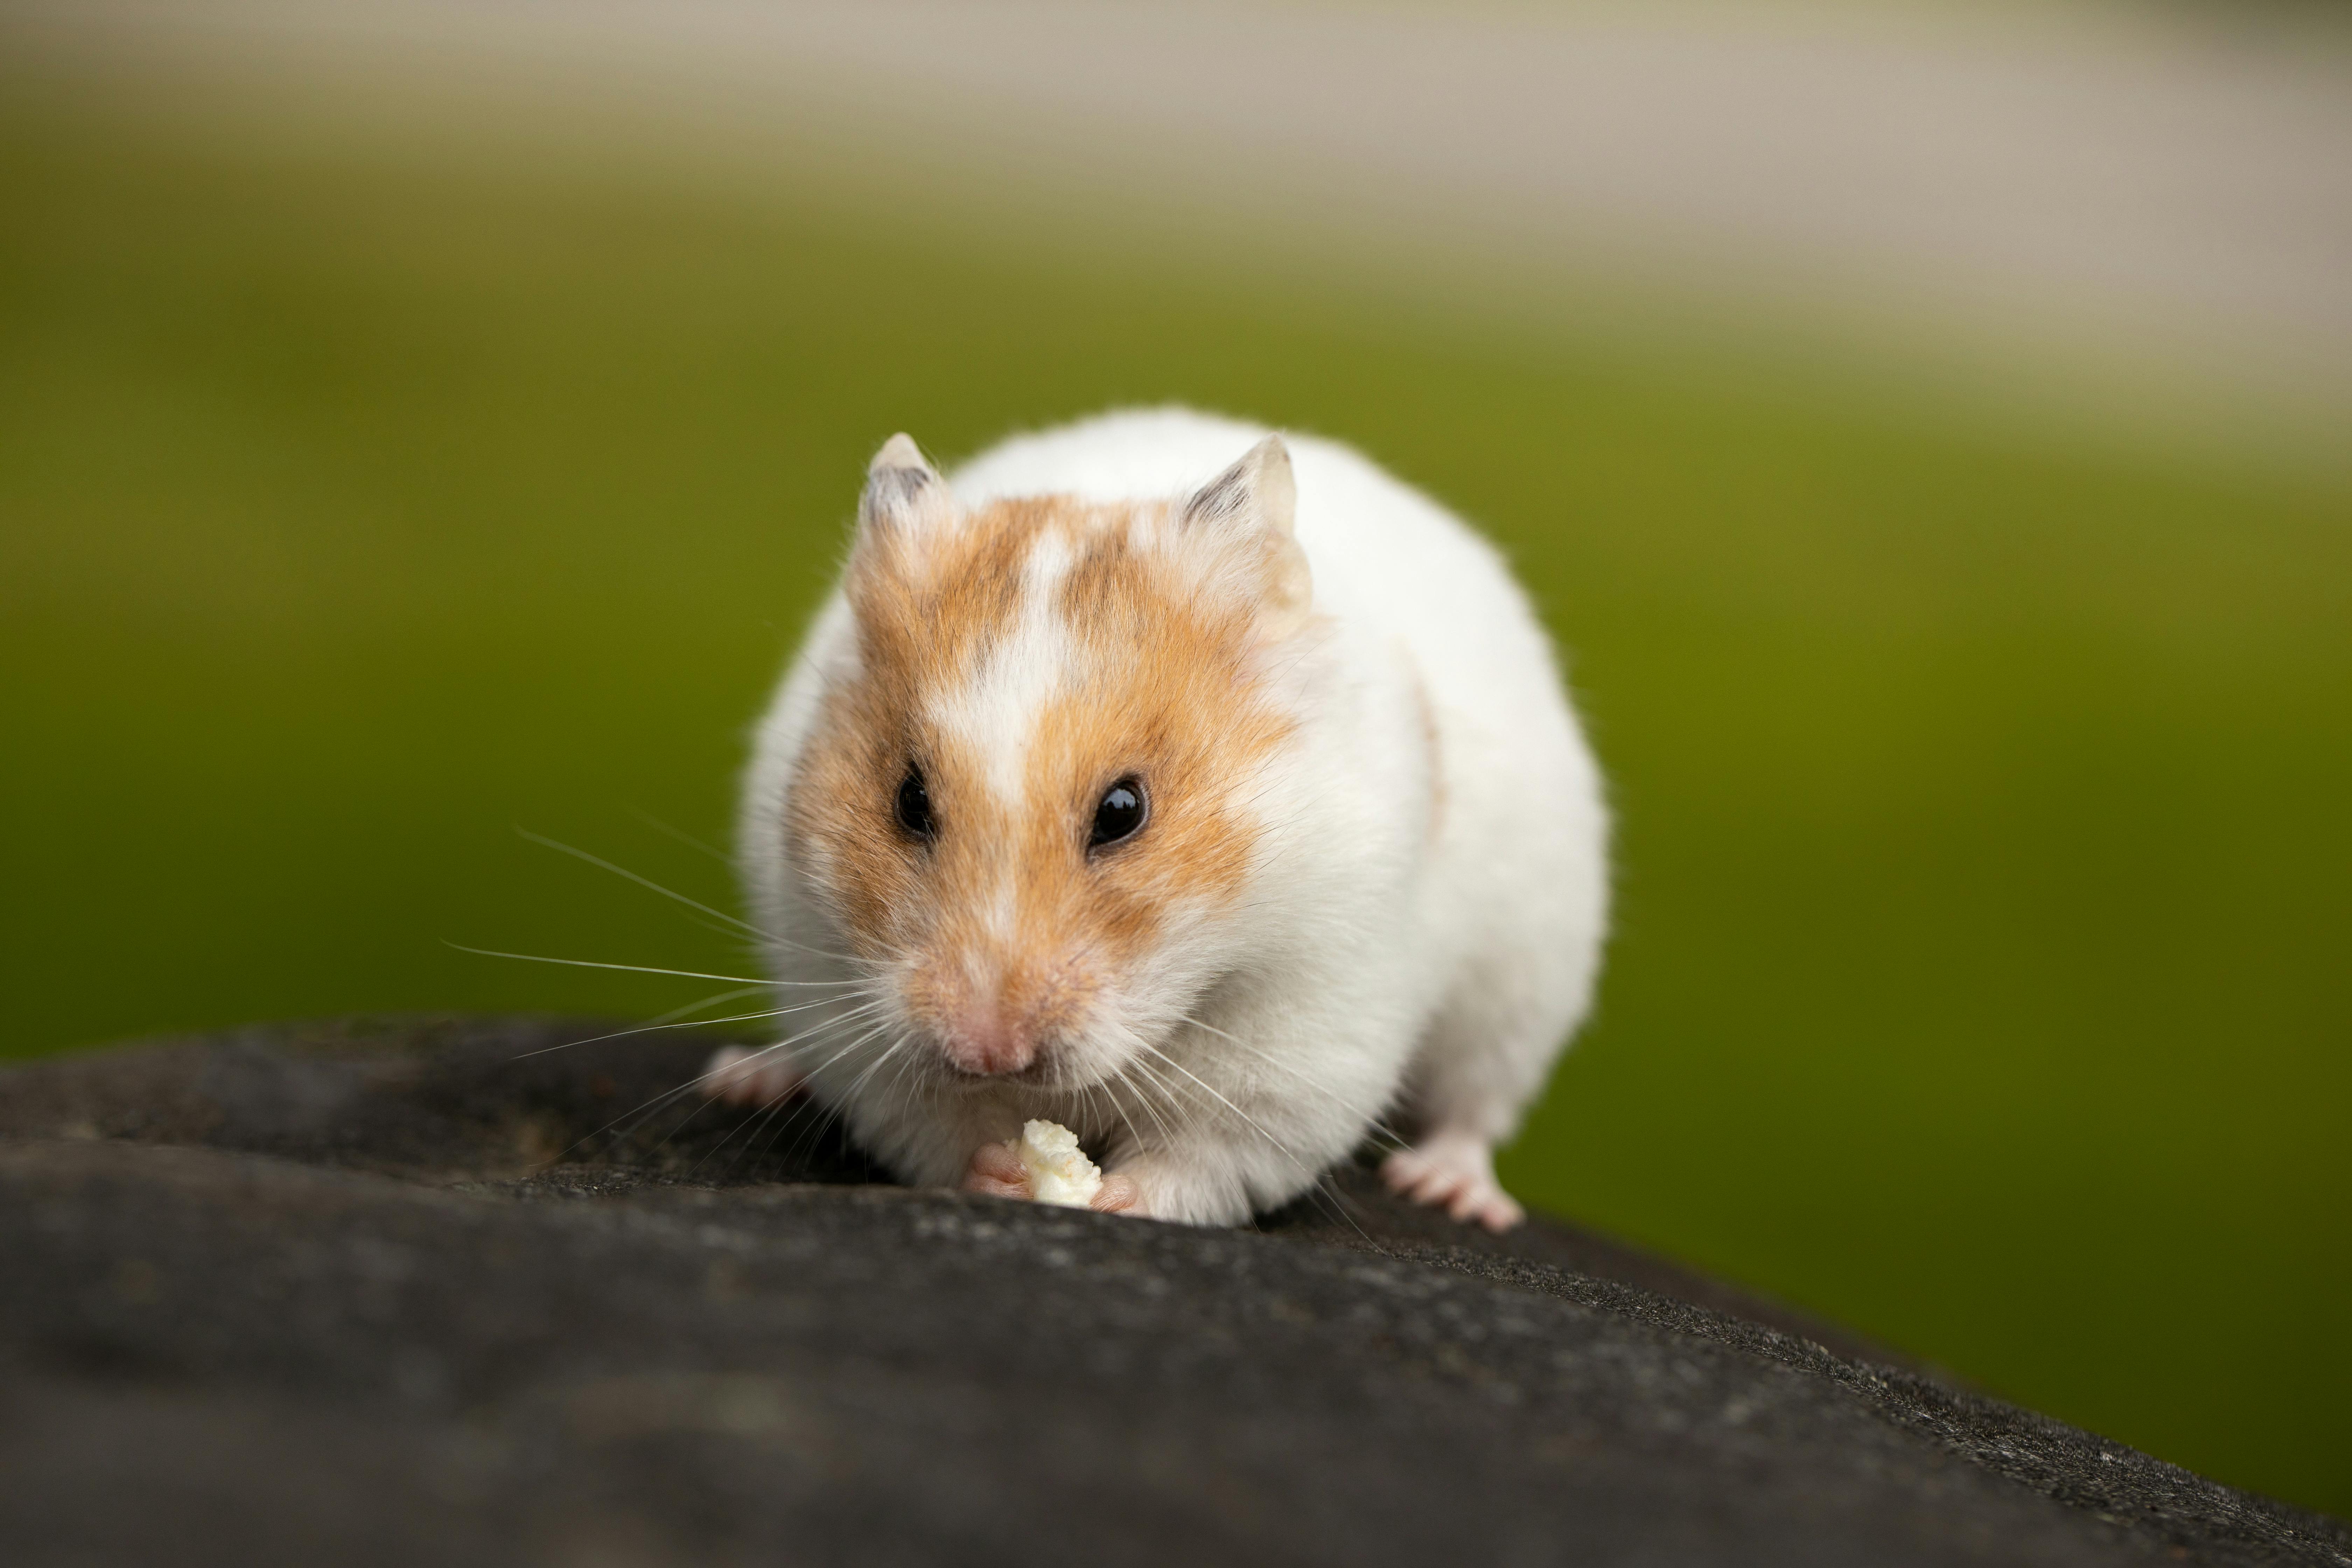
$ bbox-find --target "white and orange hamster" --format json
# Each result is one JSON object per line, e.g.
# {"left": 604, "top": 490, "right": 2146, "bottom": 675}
{"left": 704, "top": 408, "right": 1608, "bottom": 1231}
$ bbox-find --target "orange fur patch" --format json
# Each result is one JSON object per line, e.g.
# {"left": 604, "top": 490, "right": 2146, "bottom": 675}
{"left": 784, "top": 495, "right": 1296, "bottom": 1055}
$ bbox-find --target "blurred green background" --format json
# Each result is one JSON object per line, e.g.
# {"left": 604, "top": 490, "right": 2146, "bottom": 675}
{"left": 2, "top": 71, "right": 2347, "bottom": 1514}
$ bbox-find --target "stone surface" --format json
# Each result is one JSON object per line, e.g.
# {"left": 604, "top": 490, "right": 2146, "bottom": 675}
{"left": 1, "top": 1016, "right": 2344, "bottom": 1567}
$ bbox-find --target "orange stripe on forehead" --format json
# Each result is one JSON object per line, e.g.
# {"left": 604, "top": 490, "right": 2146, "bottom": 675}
{"left": 846, "top": 495, "right": 1091, "bottom": 688}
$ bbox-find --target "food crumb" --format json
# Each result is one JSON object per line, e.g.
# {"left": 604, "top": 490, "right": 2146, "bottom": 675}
{"left": 1017, "top": 1120, "right": 1103, "bottom": 1208}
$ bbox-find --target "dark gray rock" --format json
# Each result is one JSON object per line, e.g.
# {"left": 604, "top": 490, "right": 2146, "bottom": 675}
{"left": 1, "top": 1016, "right": 2343, "bottom": 1568}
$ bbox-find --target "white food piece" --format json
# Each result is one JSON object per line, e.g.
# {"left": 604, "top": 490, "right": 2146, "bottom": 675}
{"left": 1017, "top": 1120, "right": 1104, "bottom": 1208}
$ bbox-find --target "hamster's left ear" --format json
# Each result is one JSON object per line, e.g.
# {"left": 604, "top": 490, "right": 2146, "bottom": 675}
{"left": 1184, "top": 434, "right": 1312, "bottom": 635}
{"left": 858, "top": 433, "right": 953, "bottom": 537}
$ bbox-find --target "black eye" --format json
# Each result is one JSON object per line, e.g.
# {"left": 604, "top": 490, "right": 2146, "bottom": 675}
{"left": 1089, "top": 777, "right": 1147, "bottom": 849}
{"left": 895, "top": 769, "right": 934, "bottom": 840}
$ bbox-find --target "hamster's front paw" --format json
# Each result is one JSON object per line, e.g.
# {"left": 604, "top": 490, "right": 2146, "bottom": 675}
{"left": 961, "top": 1140, "right": 1139, "bottom": 1214}
{"left": 698, "top": 1044, "right": 802, "bottom": 1108}
{"left": 1382, "top": 1129, "right": 1525, "bottom": 1232}
{"left": 961, "top": 1138, "right": 1031, "bottom": 1200}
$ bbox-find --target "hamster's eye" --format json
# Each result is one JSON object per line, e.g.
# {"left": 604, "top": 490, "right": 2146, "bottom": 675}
{"left": 1089, "top": 777, "right": 1147, "bottom": 850}
{"left": 895, "top": 768, "right": 935, "bottom": 841}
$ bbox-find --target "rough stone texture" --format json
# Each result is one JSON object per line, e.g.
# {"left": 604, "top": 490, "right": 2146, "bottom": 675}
{"left": 1, "top": 1017, "right": 2344, "bottom": 1567}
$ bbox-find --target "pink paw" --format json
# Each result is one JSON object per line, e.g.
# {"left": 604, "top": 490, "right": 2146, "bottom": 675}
{"left": 697, "top": 1044, "right": 802, "bottom": 1108}
{"left": 1381, "top": 1131, "right": 1525, "bottom": 1232}
{"left": 960, "top": 1139, "right": 1140, "bottom": 1215}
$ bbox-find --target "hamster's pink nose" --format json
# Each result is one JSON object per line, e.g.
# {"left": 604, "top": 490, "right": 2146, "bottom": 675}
{"left": 943, "top": 1003, "right": 1035, "bottom": 1077}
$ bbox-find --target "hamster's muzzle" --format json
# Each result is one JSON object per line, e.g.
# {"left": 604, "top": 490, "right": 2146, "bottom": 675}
{"left": 939, "top": 995, "right": 1035, "bottom": 1076}
{"left": 910, "top": 947, "right": 1102, "bottom": 1080}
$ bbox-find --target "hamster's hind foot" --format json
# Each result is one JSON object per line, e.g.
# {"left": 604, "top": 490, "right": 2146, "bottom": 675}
{"left": 961, "top": 1138, "right": 1140, "bottom": 1215}
{"left": 698, "top": 1044, "right": 802, "bottom": 1108}
{"left": 1382, "top": 1129, "right": 1525, "bottom": 1232}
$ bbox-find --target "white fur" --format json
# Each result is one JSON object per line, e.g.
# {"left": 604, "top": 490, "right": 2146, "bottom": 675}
{"left": 737, "top": 408, "right": 1609, "bottom": 1227}
{"left": 932, "top": 528, "right": 1075, "bottom": 813}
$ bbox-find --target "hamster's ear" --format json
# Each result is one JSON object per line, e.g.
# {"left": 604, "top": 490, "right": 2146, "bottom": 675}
{"left": 1183, "top": 435, "right": 1312, "bottom": 636}
{"left": 858, "top": 433, "right": 952, "bottom": 536}
{"left": 1183, "top": 434, "right": 1297, "bottom": 538}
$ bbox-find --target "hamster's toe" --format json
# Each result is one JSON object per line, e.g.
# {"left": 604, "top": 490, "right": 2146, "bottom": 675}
{"left": 961, "top": 1138, "right": 1032, "bottom": 1200}
{"left": 1382, "top": 1133, "right": 1526, "bottom": 1233}
{"left": 963, "top": 1142, "right": 1143, "bottom": 1214}
{"left": 698, "top": 1044, "right": 802, "bottom": 1108}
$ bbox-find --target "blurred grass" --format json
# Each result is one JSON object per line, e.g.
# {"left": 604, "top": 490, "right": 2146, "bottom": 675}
{"left": 2, "top": 80, "right": 2348, "bottom": 1514}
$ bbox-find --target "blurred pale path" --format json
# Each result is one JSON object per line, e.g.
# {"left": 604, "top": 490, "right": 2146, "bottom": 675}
{"left": 11, "top": 0, "right": 2352, "bottom": 447}
{"left": 3, "top": 0, "right": 2350, "bottom": 1527}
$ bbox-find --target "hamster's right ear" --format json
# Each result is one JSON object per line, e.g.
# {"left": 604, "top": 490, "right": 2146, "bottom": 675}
{"left": 857, "top": 433, "right": 953, "bottom": 537}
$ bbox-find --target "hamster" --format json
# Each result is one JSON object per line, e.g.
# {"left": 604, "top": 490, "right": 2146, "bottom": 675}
{"left": 702, "top": 408, "right": 1608, "bottom": 1230}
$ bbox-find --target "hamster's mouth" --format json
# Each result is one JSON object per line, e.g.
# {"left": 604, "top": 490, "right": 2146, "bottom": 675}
{"left": 932, "top": 1052, "right": 1054, "bottom": 1091}
{"left": 930, "top": 1040, "right": 1102, "bottom": 1094}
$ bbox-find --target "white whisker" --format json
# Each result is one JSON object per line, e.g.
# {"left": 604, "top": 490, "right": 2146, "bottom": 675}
{"left": 517, "top": 827, "right": 764, "bottom": 937}
{"left": 650, "top": 983, "right": 772, "bottom": 1022}
{"left": 628, "top": 808, "right": 732, "bottom": 865}
{"left": 1179, "top": 1013, "right": 1407, "bottom": 1148}
{"left": 508, "top": 989, "right": 778, "bottom": 1059}
{"left": 1112, "top": 1023, "right": 1376, "bottom": 1244}
{"left": 1108, "top": 1047, "right": 1188, "bottom": 1150}
{"left": 516, "top": 827, "right": 866, "bottom": 965}
{"left": 447, "top": 943, "right": 858, "bottom": 988}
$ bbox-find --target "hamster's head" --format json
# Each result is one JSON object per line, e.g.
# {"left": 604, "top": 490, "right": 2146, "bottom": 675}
{"left": 781, "top": 431, "right": 1316, "bottom": 1092}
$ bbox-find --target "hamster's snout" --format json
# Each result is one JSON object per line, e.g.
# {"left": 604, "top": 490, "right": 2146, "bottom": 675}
{"left": 941, "top": 996, "right": 1035, "bottom": 1077}
{"left": 913, "top": 947, "right": 1101, "bottom": 1082}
